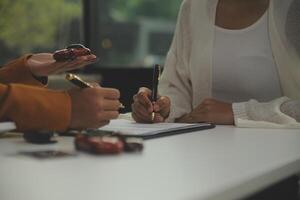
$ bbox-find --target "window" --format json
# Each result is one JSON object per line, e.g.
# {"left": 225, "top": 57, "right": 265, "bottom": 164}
{"left": 0, "top": 0, "right": 82, "bottom": 64}
{"left": 0, "top": 0, "right": 182, "bottom": 68}
{"left": 84, "top": 0, "right": 182, "bottom": 68}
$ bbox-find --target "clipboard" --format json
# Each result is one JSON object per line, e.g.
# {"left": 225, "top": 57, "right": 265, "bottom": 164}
{"left": 96, "top": 119, "right": 215, "bottom": 140}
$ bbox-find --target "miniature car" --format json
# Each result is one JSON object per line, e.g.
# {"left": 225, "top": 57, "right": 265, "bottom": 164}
{"left": 53, "top": 44, "right": 92, "bottom": 61}
{"left": 75, "top": 134, "right": 124, "bottom": 154}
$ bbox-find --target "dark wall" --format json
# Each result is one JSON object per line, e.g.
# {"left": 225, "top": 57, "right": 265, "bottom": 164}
{"left": 85, "top": 67, "right": 153, "bottom": 113}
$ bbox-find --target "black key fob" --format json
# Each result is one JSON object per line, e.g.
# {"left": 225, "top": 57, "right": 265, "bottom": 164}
{"left": 23, "top": 131, "right": 56, "bottom": 144}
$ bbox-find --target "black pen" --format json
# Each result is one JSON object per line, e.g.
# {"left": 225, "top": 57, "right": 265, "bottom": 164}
{"left": 151, "top": 64, "right": 161, "bottom": 120}
{"left": 66, "top": 73, "right": 125, "bottom": 109}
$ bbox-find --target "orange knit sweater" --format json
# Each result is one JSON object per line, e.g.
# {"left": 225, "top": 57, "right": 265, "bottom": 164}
{"left": 0, "top": 55, "right": 71, "bottom": 132}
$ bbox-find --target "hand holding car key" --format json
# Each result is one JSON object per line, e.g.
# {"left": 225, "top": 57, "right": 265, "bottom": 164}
{"left": 26, "top": 44, "right": 97, "bottom": 77}
{"left": 53, "top": 44, "right": 95, "bottom": 61}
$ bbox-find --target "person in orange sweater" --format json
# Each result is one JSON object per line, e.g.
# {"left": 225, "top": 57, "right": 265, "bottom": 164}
{"left": 0, "top": 53, "right": 121, "bottom": 132}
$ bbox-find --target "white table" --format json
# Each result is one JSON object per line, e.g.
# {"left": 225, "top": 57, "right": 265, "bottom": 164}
{"left": 0, "top": 126, "right": 299, "bottom": 200}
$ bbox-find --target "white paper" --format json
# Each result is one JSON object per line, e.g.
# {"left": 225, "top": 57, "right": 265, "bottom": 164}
{"left": 0, "top": 122, "right": 16, "bottom": 133}
{"left": 98, "top": 119, "right": 210, "bottom": 136}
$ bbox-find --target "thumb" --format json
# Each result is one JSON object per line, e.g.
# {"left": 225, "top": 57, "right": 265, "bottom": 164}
{"left": 89, "top": 82, "right": 101, "bottom": 88}
{"left": 154, "top": 96, "right": 170, "bottom": 118}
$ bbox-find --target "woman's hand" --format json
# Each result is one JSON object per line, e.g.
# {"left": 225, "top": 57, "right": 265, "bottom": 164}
{"left": 26, "top": 53, "right": 97, "bottom": 77}
{"left": 68, "top": 86, "right": 121, "bottom": 129}
{"left": 177, "top": 98, "right": 234, "bottom": 125}
{"left": 131, "top": 87, "right": 171, "bottom": 123}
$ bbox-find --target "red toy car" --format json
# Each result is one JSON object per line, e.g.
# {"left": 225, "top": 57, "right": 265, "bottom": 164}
{"left": 75, "top": 134, "right": 124, "bottom": 155}
{"left": 53, "top": 44, "right": 92, "bottom": 61}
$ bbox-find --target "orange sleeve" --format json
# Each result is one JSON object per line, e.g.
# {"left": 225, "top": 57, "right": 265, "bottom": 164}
{"left": 0, "top": 83, "right": 71, "bottom": 132}
{"left": 0, "top": 55, "right": 46, "bottom": 87}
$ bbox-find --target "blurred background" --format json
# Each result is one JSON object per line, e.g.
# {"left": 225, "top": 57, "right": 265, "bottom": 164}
{"left": 0, "top": 0, "right": 182, "bottom": 111}
{"left": 0, "top": 0, "right": 181, "bottom": 67}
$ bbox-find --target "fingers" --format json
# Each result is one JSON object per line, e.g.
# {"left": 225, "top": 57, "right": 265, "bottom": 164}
{"left": 89, "top": 120, "right": 110, "bottom": 129}
{"left": 99, "top": 111, "right": 119, "bottom": 121}
{"left": 138, "top": 87, "right": 152, "bottom": 96}
{"left": 89, "top": 82, "right": 100, "bottom": 88}
{"left": 85, "top": 87, "right": 121, "bottom": 110}
{"left": 131, "top": 87, "right": 154, "bottom": 123}
{"left": 28, "top": 53, "right": 98, "bottom": 76}
{"left": 153, "top": 113, "right": 165, "bottom": 123}
{"left": 53, "top": 54, "right": 98, "bottom": 73}
{"left": 134, "top": 87, "right": 153, "bottom": 112}
{"left": 102, "top": 99, "right": 122, "bottom": 111}
{"left": 131, "top": 88, "right": 171, "bottom": 123}
{"left": 138, "top": 87, "right": 152, "bottom": 98}
{"left": 99, "top": 88, "right": 120, "bottom": 99}
{"left": 176, "top": 113, "right": 206, "bottom": 123}
{"left": 131, "top": 111, "right": 152, "bottom": 123}
{"left": 65, "top": 55, "right": 98, "bottom": 69}
{"left": 178, "top": 98, "right": 232, "bottom": 124}
{"left": 131, "top": 101, "right": 153, "bottom": 122}
{"left": 153, "top": 96, "right": 171, "bottom": 118}
{"left": 45, "top": 61, "right": 71, "bottom": 75}
{"left": 76, "top": 54, "right": 97, "bottom": 62}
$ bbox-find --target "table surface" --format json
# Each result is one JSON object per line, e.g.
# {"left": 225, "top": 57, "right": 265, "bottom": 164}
{"left": 0, "top": 126, "right": 300, "bottom": 200}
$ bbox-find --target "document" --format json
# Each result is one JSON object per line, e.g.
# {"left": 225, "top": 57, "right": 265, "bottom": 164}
{"left": 98, "top": 119, "right": 214, "bottom": 139}
{"left": 0, "top": 122, "right": 16, "bottom": 133}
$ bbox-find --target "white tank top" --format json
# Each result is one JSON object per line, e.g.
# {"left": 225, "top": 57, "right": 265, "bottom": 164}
{"left": 212, "top": 11, "right": 282, "bottom": 103}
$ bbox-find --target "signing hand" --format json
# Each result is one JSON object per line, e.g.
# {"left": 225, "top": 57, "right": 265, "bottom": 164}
{"left": 131, "top": 87, "right": 171, "bottom": 123}
{"left": 26, "top": 53, "right": 97, "bottom": 77}
{"left": 68, "top": 86, "right": 121, "bottom": 129}
{"left": 177, "top": 98, "right": 234, "bottom": 125}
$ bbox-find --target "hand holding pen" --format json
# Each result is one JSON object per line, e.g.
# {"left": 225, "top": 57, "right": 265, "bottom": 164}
{"left": 131, "top": 65, "right": 171, "bottom": 123}
{"left": 66, "top": 73, "right": 125, "bottom": 109}
{"left": 66, "top": 73, "right": 123, "bottom": 129}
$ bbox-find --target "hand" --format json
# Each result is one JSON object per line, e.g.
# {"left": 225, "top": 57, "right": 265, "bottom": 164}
{"left": 177, "top": 98, "right": 234, "bottom": 125}
{"left": 68, "top": 86, "right": 121, "bottom": 129}
{"left": 131, "top": 87, "right": 170, "bottom": 123}
{"left": 26, "top": 53, "right": 97, "bottom": 77}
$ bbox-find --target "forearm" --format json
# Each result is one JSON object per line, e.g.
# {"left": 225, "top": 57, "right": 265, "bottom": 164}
{"left": 159, "top": 52, "right": 192, "bottom": 122}
{"left": 0, "top": 83, "right": 71, "bottom": 131}
{"left": 0, "top": 55, "right": 47, "bottom": 86}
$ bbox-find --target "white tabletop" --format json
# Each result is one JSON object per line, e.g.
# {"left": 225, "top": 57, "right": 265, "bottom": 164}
{"left": 0, "top": 126, "right": 300, "bottom": 200}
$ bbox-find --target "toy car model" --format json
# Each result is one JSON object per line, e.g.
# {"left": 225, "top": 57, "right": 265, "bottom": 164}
{"left": 75, "top": 134, "right": 124, "bottom": 154}
{"left": 53, "top": 44, "right": 92, "bottom": 61}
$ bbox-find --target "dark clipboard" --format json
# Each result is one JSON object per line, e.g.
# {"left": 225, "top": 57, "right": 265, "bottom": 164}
{"left": 86, "top": 123, "right": 215, "bottom": 140}
{"left": 141, "top": 123, "right": 215, "bottom": 139}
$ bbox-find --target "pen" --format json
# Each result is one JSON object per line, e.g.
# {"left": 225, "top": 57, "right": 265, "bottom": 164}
{"left": 66, "top": 73, "right": 125, "bottom": 109}
{"left": 66, "top": 73, "right": 93, "bottom": 88}
{"left": 151, "top": 64, "right": 161, "bottom": 120}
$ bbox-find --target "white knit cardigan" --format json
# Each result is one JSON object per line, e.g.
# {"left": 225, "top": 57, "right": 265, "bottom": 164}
{"left": 158, "top": 0, "right": 300, "bottom": 128}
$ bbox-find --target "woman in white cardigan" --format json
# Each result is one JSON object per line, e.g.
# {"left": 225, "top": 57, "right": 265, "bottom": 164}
{"left": 132, "top": 0, "right": 300, "bottom": 128}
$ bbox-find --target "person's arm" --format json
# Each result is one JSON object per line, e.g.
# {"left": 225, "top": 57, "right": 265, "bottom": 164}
{"left": 158, "top": 0, "right": 193, "bottom": 122}
{"left": 0, "top": 55, "right": 47, "bottom": 87}
{"left": 0, "top": 83, "right": 121, "bottom": 132}
{"left": 233, "top": 97, "right": 300, "bottom": 128}
{"left": 174, "top": 96, "right": 300, "bottom": 128}
{"left": 0, "top": 53, "right": 97, "bottom": 86}
{"left": 0, "top": 83, "right": 71, "bottom": 131}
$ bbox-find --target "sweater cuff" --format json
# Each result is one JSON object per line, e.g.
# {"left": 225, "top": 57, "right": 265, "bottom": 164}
{"left": 165, "top": 103, "right": 177, "bottom": 122}
{"left": 232, "top": 102, "right": 249, "bottom": 123}
{"left": 0, "top": 84, "right": 71, "bottom": 132}
{"left": 1, "top": 54, "right": 48, "bottom": 87}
